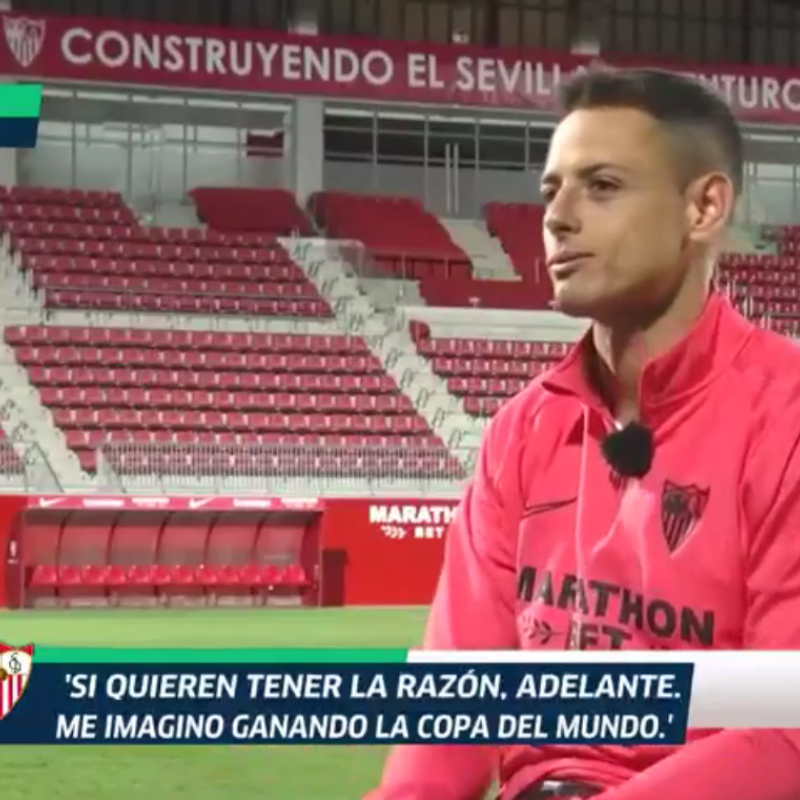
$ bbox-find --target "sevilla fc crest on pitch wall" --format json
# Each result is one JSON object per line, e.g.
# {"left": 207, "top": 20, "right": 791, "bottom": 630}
{"left": 0, "top": 643, "right": 34, "bottom": 719}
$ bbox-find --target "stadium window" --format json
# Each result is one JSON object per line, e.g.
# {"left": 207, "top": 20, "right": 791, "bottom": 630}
{"left": 612, "top": 0, "right": 636, "bottom": 14}
{"left": 520, "top": 6, "right": 545, "bottom": 49}
{"left": 699, "top": 17, "right": 728, "bottom": 63}
{"left": 404, "top": 1, "right": 426, "bottom": 42}
{"left": 178, "top": 1, "right": 224, "bottom": 25}
{"left": 229, "top": 0, "right": 256, "bottom": 28}
{"left": 426, "top": 118, "right": 477, "bottom": 169}
{"left": 322, "top": 0, "right": 357, "bottom": 35}
{"left": 426, "top": 1, "right": 451, "bottom": 44}
{"left": 476, "top": 123, "right": 527, "bottom": 172}
{"left": 498, "top": 4, "right": 523, "bottom": 47}
{"left": 706, "top": 0, "right": 727, "bottom": 20}
{"left": 376, "top": 114, "right": 428, "bottom": 166}
{"left": 526, "top": 126, "right": 551, "bottom": 171}
{"left": 35, "top": 0, "right": 79, "bottom": 13}
{"left": 376, "top": 0, "right": 404, "bottom": 40}
{"left": 255, "top": 0, "right": 291, "bottom": 30}
{"left": 99, "top": 0, "right": 130, "bottom": 19}
{"left": 467, "top": 2, "right": 486, "bottom": 45}
{"left": 542, "top": 4, "right": 568, "bottom": 51}
{"left": 758, "top": 3, "right": 800, "bottom": 67}
{"left": 794, "top": 22, "right": 800, "bottom": 68}
{"left": 680, "top": 19, "right": 704, "bottom": 58}
{"left": 660, "top": 15, "right": 682, "bottom": 56}
{"left": 606, "top": 12, "right": 636, "bottom": 54}
{"left": 354, "top": 0, "right": 381, "bottom": 36}
{"left": 772, "top": 27, "right": 793, "bottom": 66}
{"left": 323, "top": 112, "right": 376, "bottom": 164}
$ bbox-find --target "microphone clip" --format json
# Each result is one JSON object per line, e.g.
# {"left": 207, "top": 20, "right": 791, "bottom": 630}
{"left": 600, "top": 421, "right": 654, "bottom": 478}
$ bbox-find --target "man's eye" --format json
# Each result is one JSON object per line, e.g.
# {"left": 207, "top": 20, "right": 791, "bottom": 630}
{"left": 540, "top": 188, "right": 555, "bottom": 203}
{"left": 590, "top": 179, "right": 618, "bottom": 193}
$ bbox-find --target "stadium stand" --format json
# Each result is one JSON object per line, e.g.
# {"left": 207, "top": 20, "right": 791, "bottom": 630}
{"left": 311, "top": 190, "right": 473, "bottom": 279}
{"left": 311, "top": 191, "right": 553, "bottom": 309}
{"left": 408, "top": 319, "right": 570, "bottom": 418}
{"left": 5, "top": 325, "right": 444, "bottom": 470}
{"left": 721, "top": 227, "right": 800, "bottom": 335}
{"left": 189, "top": 186, "right": 315, "bottom": 236}
{"left": 1, "top": 186, "right": 331, "bottom": 318}
{"left": 0, "top": 184, "right": 471, "bottom": 495}
{"left": 0, "top": 178, "right": 782, "bottom": 492}
{"left": 484, "top": 201, "right": 547, "bottom": 281}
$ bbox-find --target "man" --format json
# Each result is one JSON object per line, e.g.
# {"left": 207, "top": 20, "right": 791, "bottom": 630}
{"left": 365, "top": 67, "right": 800, "bottom": 800}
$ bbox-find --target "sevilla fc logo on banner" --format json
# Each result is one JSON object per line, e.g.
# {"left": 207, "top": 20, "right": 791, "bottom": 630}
{"left": 3, "top": 16, "right": 45, "bottom": 69}
{"left": 0, "top": 643, "right": 34, "bottom": 719}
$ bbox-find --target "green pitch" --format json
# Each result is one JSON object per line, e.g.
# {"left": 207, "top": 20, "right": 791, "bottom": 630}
{"left": 0, "top": 607, "right": 429, "bottom": 800}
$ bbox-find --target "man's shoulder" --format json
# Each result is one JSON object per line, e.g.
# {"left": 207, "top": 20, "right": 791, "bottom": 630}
{"left": 731, "top": 325, "right": 800, "bottom": 479}
{"left": 736, "top": 325, "right": 800, "bottom": 407}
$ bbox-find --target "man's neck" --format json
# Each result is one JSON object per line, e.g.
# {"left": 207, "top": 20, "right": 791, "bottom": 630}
{"left": 590, "top": 283, "right": 710, "bottom": 421}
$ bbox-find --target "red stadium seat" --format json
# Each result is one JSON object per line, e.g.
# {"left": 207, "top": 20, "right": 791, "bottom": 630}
{"left": 7, "top": 314, "right": 456, "bottom": 470}
{"left": 171, "top": 565, "right": 197, "bottom": 588}
{"left": 261, "top": 564, "right": 285, "bottom": 588}
{"left": 126, "top": 565, "right": 156, "bottom": 588}
{"left": 57, "top": 565, "right": 82, "bottom": 587}
{"left": 30, "top": 564, "right": 58, "bottom": 587}
{"left": 194, "top": 564, "right": 219, "bottom": 588}
{"left": 239, "top": 563, "right": 266, "bottom": 589}
{"left": 106, "top": 565, "right": 128, "bottom": 589}
{"left": 216, "top": 565, "right": 242, "bottom": 588}
{"left": 151, "top": 565, "right": 175, "bottom": 589}
{"left": 284, "top": 564, "right": 309, "bottom": 587}
{"left": 81, "top": 564, "right": 111, "bottom": 588}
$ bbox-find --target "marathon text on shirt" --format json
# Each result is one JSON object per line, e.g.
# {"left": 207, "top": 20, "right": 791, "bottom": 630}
{"left": 516, "top": 565, "right": 715, "bottom": 649}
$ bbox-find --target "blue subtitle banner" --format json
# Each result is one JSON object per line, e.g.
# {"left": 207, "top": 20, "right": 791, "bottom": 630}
{"left": 0, "top": 660, "right": 693, "bottom": 745}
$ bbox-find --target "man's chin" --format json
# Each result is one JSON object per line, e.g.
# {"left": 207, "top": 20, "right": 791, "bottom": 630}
{"left": 550, "top": 291, "right": 598, "bottom": 320}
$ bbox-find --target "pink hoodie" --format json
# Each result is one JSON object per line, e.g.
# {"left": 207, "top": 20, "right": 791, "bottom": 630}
{"left": 366, "top": 292, "right": 800, "bottom": 800}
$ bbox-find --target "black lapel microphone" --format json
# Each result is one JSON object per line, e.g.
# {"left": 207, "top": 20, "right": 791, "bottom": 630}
{"left": 600, "top": 421, "right": 654, "bottom": 478}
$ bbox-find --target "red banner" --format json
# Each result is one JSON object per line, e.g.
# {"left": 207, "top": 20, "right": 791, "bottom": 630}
{"left": 2, "top": 12, "right": 800, "bottom": 122}
{"left": 26, "top": 495, "right": 322, "bottom": 511}
{"left": 320, "top": 498, "right": 458, "bottom": 606}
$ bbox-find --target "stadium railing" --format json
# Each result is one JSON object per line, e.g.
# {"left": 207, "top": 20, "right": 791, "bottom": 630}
{"left": 296, "top": 238, "right": 451, "bottom": 310}
{"left": 96, "top": 442, "right": 479, "bottom": 497}
{"left": 0, "top": 438, "right": 61, "bottom": 492}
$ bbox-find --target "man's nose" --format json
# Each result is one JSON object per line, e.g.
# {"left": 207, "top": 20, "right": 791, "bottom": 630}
{"left": 545, "top": 214, "right": 577, "bottom": 239}
{"left": 544, "top": 191, "right": 580, "bottom": 237}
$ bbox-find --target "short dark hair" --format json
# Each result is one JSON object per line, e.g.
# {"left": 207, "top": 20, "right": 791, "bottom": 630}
{"left": 557, "top": 66, "right": 744, "bottom": 197}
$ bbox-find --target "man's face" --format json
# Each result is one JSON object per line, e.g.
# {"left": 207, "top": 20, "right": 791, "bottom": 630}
{"left": 541, "top": 106, "right": 691, "bottom": 323}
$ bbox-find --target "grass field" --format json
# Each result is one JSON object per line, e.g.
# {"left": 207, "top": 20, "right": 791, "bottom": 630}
{"left": 0, "top": 607, "right": 429, "bottom": 800}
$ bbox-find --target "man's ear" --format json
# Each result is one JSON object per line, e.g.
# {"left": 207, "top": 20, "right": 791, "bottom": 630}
{"left": 685, "top": 171, "right": 735, "bottom": 244}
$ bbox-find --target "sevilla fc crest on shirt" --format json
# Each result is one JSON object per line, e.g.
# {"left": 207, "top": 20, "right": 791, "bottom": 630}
{"left": 0, "top": 643, "right": 34, "bottom": 719}
{"left": 661, "top": 481, "right": 709, "bottom": 553}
